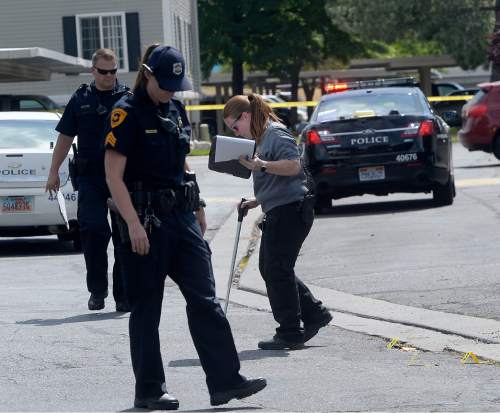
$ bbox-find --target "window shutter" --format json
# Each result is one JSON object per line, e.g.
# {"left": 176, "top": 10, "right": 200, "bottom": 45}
{"left": 126, "top": 12, "right": 141, "bottom": 71}
{"left": 62, "top": 16, "right": 78, "bottom": 57}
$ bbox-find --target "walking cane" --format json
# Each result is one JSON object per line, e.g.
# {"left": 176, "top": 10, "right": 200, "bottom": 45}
{"left": 224, "top": 198, "right": 247, "bottom": 314}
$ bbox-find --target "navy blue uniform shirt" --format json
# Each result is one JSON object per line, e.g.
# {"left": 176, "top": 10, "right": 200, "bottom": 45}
{"left": 103, "top": 87, "right": 191, "bottom": 190}
{"left": 56, "top": 81, "right": 129, "bottom": 160}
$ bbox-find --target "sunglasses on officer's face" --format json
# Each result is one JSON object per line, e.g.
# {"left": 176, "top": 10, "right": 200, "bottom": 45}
{"left": 94, "top": 67, "right": 118, "bottom": 75}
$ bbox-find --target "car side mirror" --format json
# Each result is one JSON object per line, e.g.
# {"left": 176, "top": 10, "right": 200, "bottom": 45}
{"left": 440, "top": 111, "right": 460, "bottom": 125}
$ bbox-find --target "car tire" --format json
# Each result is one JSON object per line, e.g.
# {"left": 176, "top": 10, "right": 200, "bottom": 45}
{"left": 314, "top": 195, "right": 331, "bottom": 215}
{"left": 57, "top": 231, "right": 82, "bottom": 251}
{"left": 433, "top": 175, "right": 455, "bottom": 206}
{"left": 493, "top": 136, "right": 500, "bottom": 160}
{"left": 72, "top": 235, "right": 82, "bottom": 252}
{"left": 57, "top": 232, "right": 72, "bottom": 242}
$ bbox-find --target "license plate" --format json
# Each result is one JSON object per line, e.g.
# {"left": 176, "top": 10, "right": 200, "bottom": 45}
{"left": 359, "top": 166, "right": 385, "bottom": 182}
{"left": 1, "top": 196, "right": 34, "bottom": 213}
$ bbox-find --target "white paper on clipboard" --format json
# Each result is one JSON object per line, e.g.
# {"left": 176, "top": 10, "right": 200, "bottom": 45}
{"left": 57, "top": 190, "right": 69, "bottom": 229}
{"left": 213, "top": 136, "right": 255, "bottom": 163}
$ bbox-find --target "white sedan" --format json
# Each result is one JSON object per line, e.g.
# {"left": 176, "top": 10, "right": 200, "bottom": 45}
{"left": 0, "top": 111, "right": 78, "bottom": 246}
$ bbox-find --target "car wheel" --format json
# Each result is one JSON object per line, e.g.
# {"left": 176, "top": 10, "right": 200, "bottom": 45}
{"left": 57, "top": 232, "right": 73, "bottom": 242}
{"left": 57, "top": 231, "right": 82, "bottom": 251}
{"left": 314, "top": 195, "right": 331, "bottom": 214}
{"left": 72, "top": 235, "right": 82, "bottom": 252}
{"left": 493, "top": 136, "right": 500, "bottom": 160}
{"left": 433, "top": 175, "right": 455, "bottom": 206}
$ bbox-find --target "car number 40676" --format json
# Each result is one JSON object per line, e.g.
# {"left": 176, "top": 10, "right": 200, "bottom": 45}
{"left": 396, "top": 153, "right": 418, "bottom": 162}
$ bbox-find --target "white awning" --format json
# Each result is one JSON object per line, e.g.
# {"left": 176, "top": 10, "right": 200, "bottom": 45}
{"left": 0, "top": 47, "right": 92, "bottom": 82}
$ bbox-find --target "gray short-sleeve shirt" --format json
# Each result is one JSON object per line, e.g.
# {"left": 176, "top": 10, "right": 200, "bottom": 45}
{"left": 253, "top": 122, "right": 308, "bottom": 213}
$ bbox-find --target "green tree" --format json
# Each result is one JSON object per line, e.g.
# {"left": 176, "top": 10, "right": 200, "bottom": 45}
{"left": 198, "top": 0, "right": 364, "bottom": 112}
{"left": 489, "top": 0, "right": 500, "bottom": 80}
{"left": 248, "top": 0, "right": 365, "bottom": 122}
{"left": 329, "top": 0, "right": 493, "bottom": 69}
{"left": 198, "top": 1, "right": 248, "bottom": 95}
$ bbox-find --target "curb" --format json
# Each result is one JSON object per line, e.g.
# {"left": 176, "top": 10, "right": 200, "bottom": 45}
{"left": 211, "top": 206, "right": 500, "bottom": 362}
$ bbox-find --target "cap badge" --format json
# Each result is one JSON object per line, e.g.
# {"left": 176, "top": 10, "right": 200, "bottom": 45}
{"left": 172, "top": 62, "right": 183, "bottom": 75}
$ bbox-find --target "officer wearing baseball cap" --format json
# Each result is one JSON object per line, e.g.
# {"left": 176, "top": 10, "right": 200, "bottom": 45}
{"left": 143, "top": 45, "right": 192, "bottom": 92}
{"left": 104, "top": 44, "right": 267, "bottom": 410}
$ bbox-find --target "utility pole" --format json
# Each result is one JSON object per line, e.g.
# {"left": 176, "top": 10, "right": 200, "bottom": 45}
{"left": 490, "top": 0, "right": 500, "bottom": 81}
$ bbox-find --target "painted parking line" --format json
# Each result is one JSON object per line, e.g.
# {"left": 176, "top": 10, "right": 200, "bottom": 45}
{"left": 456, "top": 178, "right": 500, "bottom": 188}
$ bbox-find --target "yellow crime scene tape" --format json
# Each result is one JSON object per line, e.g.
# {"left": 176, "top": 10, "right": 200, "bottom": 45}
{"left": 185, "top": 95, "right": 473, "bottom": 111}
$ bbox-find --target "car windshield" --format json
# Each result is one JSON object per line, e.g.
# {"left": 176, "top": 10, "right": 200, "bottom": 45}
{"left": 314, "top": 92, "right": 424, "bottom": 123}
{"left": 0, "top": 119, "right": 58, "bottom": 149}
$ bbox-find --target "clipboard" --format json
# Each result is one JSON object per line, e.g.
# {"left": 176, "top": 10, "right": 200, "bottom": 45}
{"left": 208, "top": 135, "right": 256, "bottom": 179}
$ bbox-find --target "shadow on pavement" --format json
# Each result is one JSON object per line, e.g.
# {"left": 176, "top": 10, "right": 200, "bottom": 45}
{"left": 316, "top": 198, "right": 437, "bottom": 218}
{"left": 183, "top": 406, "right": 263, "bottom": 412}
{"left": 16, "top": 311, "right": 125, "bottom": 326}
{"left": 122, "top": 407, "right": 262, "bottom": 413}
{"left": 169, "top": 349, "right": 290, "bottom": 368}
{"left": 0, "top": 237, "right": 80, "bottom": 258}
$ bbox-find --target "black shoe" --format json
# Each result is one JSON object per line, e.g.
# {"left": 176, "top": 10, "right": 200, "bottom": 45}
{"left": 304, "top": 311, "right": 333, "bottom": 343}
{"left": 115, "top": 301, "right": 131, "bottom": 313}
{"left": 134, "top": 393, "right": 179, "bottom": 410}
{"left": 258, "top": 335, "right": 304, "bottom": 350}
{"left": 88, "top": 294, "right": 105, "bottom": 311}
{"left": 210, "top": 377, "right": 267, "bottom": 406}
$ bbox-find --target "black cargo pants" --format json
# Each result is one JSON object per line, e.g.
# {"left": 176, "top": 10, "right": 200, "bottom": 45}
{"left": 259, "top": 197, "right": 326, "bottom": 341}
{"left": 77, "top": 175, "right": 125, "bottom": 302}
{"left": 117, "top": 210, "right": 244, "bottom": 399}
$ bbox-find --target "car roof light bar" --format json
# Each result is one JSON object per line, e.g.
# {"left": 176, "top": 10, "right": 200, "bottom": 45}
{"left": 330, "top": 77, "right": 417, "bottom": 92}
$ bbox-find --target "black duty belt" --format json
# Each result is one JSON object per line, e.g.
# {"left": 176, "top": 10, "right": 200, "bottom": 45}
{"left": 130, "top": 187, "right": 198, "bottom": 218}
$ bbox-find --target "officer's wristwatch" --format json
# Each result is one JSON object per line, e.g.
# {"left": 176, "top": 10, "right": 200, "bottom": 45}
{"left": 260, "top": 162, "right": 268, "bottom": 173}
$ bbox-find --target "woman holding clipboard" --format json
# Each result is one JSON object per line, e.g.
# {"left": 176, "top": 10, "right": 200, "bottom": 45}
{"left": 223, "top": 94, "right": 332, "bottom": 350}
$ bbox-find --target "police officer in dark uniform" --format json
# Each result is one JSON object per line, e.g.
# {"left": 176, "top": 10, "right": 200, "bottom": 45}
{"left": 104, "top": 44, "right": 267, "bottom": 410}
{"left": 46, "top": 48, "right": 130, "bottom": 312}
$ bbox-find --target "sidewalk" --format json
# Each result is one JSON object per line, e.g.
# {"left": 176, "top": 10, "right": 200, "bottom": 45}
{"left": 211, "top": 207, "right": 500, "bottom": 363}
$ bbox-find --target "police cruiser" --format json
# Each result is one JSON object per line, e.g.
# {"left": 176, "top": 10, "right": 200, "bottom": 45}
{"left": 0, "top": 112, "right": 79, "bottom": 246}
{"left": 301, "top": 78, "right": 455, "bottom": 213}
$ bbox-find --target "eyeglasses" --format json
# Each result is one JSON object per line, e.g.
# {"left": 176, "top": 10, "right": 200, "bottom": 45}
{"left": 94, "top": 67, "right": 118, "bottom": 75}
{"left": 230, "top": 113, "right": 243, "bottom": 132}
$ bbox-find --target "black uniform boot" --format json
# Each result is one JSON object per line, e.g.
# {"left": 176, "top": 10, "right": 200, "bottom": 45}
{"left": 257, "top": 335, "right": 304, "bottom": 350}
{"left": 115, "top": 301, "right": 131, "bottom": 312}
{"left": 88, "top": 294, "right": 105, "bottom": 311}
{"left": 304, "top": 311, "right": 333, "bottom": 343}
{"left": 210, "top": 377, "right": 267, "bottom": 406}
{"left": 134, "top": 393, "right": 179, "bottom": 410}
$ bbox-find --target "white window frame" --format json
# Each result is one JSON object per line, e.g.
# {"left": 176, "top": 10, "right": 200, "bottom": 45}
{"left": 172, "top": 14, "right": 192, "bottom": 76}
{"left": 75, "top": 11, "right": 129, "bottom": 72}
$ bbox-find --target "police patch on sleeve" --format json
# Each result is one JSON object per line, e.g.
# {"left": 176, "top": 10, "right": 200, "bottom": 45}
{"left": 105, "top": 131, "right": 117, "bottom": 147}
{"left": 110, "top": 108, "right": 128, "bottom": 128}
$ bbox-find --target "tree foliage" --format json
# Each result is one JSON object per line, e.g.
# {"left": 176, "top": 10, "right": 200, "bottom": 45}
{"left": 328, "top": 0, "right": 494, "bottom": 69}
{"left": 198, "top": 0, "right": 365, "bottom": 120}
{"left": 198, "top": 1, "right": 256, "bottom": 94}
{"left": 246, "top": 0, "right": 364, "bottom": 73}
{"left": 247, "top": 0, "right": 365, "bottom": 121}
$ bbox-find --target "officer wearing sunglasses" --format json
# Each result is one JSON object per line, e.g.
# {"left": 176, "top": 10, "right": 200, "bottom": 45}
{"left": 46, "top": 48, "right": 130, "bottom": 312}
{"left": 103, "top": 44, "right": 267, "bottom": 410}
